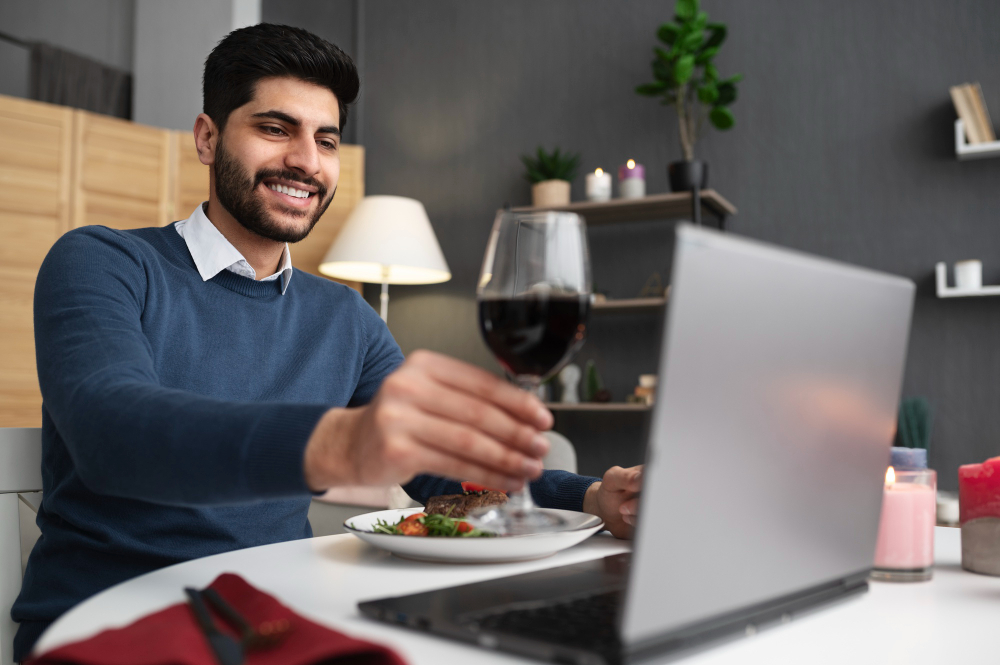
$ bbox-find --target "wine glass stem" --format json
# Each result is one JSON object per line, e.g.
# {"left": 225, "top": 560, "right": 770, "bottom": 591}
{"left": 512, "top": 376, "right": 543, "bottom": 512}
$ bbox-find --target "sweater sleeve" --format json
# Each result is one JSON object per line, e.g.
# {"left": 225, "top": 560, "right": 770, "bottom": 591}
{"left": 34, "top": 226, "right": 326, "bottom": 505}
{"left": 403, "top": 470, "right": 599, "bottom": 511}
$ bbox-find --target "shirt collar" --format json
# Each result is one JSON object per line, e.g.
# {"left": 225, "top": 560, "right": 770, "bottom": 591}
{"left": 175, "top": 203, "right": 293, "bottom": 294}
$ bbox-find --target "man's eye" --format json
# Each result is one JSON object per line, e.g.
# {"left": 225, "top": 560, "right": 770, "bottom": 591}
{"left": 263, "top": 126, "right": 286, "bottom": 136}
{"left": 319, "top": 140, "right": 338, "bottom": 150}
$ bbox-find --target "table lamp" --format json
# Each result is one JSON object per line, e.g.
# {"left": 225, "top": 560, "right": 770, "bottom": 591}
{"left": 319, "top": 195, "right": 451, "bottom": 322}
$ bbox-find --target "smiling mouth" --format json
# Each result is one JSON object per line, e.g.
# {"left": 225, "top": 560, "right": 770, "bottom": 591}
{"left": 265, "top": 182, "right": 314, "bottom": 199}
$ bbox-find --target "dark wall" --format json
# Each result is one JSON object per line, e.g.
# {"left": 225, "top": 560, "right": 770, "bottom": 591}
{"left": 267, "top": 0, "right": 1000, "bottom": 487}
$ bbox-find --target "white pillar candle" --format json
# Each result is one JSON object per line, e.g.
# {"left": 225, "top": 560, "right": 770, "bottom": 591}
{"left": 955, "top": 260, "right": 983, "bottom": 290}
{"left": 585, "top": 168, "right": 612, "bottom": 201}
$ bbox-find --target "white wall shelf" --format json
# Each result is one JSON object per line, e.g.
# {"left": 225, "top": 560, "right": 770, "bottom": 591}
{"left": 545, "top": 402, "right": 651, "bottom": 412}
{"left": 955, "top": 120, "right": 1000, "bottom": 161}
{"left": 935, "top": 262, "right": 1000, "bottom": 298}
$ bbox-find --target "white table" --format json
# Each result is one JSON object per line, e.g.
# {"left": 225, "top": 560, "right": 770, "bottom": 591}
{"left": 37, "top": 527, "right": 999, "bottom": 664}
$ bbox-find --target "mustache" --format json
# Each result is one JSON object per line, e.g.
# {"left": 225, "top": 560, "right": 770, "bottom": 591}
{"left": 252, "top": 169, "right": 327, "bottom": 198}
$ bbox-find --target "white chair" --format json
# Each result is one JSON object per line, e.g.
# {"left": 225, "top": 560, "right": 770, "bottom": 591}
{"left": 1, "top": 428, "right": 43, "bottom": 665}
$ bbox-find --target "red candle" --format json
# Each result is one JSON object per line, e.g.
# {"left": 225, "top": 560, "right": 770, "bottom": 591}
{"left": 958, "top": 456, "right": 1000, "bottom": 523}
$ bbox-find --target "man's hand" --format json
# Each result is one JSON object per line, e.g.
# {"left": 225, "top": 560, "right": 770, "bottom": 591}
{"left": 304, "top": 350, "right": 553, "bottom": 492}
{"left": 582, "top": 465, "right": 643, "bottom": 539}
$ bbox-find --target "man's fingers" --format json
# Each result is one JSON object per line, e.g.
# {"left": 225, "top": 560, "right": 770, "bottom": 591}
{"left": 407, "top": 350, "right": 553, "bottom": 430}
{"left": 391, "top": 372, "right": 549, "bottom": 458}
{"left": 619, "top": 497, "right": 640, "bottom": 517}
{"left": 602, "top": 465, "right": 643, "bottom": 493}
{"left": 405, "top": 408, "right": 545, "bottom": 482}
{"left": 412, "top": 445, "right": 524, "bottom": 493}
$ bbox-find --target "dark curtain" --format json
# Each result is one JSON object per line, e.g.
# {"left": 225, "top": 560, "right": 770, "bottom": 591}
{"left": 29, "top": 42, "right": 132, "bottom": 119}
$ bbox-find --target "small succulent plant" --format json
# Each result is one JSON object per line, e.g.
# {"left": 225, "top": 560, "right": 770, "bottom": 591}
{"left": 521, "top": 146, "right": 581, "bottom": 184}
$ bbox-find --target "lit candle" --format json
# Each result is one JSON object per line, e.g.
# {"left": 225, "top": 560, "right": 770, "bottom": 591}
{"left": 618, "top": 160, "right": 646, "bottom": 199}
{"left": 585, "top": 168, "right": 612, "bottom": 202}
{"left": 872, "top": 465, "right": 936, "bottom": 582}
{"left": 958, "top": 456, "right": 1000, "bottom": 575}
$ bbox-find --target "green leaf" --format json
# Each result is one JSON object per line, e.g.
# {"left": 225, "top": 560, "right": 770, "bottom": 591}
{"left": 652, "top": 58, "right": 673, "bottom": 83}
{"left": 716, "top": 81, "right": 737, "bottom": 105}
{"left": 693, "top": 11, "right": 708, "bottom": 31}
{"left": 710, "top": 106, "right": 735, "bottom": 129}
{"left": 704, "top": 23, "right": 727, "bottom": 49}
{"left": 695, "top": 46, "right": 719, "bottom": 64}
{"left": 722, "top": 73, "right": 743, "bottom": 84}
{"left": 704, "top": 63, "right": 719, "bottom": 81}
{"left": 697, "top": 83, "right": 718, "bottom": 104}
{"left": 675, "top": 0, "right": 698, "bottom": 21}
{"left": 654, "top": 47, "right": 673, "bottom": 63}
{"left": 657, "top": 22, "right": 680, "bottom": 45}
{"left": 636, "top": 81, "right": 669, "bottom": 96}
{"left": 674, "top": 54, "right": 695, "bottom": 84}
{"left": 681, "top": 29, "right": 703, "bottom": 51}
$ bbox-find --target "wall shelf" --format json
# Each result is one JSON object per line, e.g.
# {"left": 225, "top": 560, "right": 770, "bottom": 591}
{"left": 545, "top": 402, "right": 651, "bottom": 412}
{"left": 955, "top": 120, "right": 1000, "bottom": 161}
{"left": 592, "top": 296, "right": 667, "bottom": 313}
{"left": 935, "top": 262, "right": 1000, "bottom": 297}
{"left": 511, "top": 190, "right": 737, "bottom": 226}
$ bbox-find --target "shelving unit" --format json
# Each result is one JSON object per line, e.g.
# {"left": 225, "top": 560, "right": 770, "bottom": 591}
{"left": 545, "top": 402, "right": 651, "bottom": 412}
{"left": 592, "top": 296, "right": 667, "bottom": 313}
{"left": 935, "top": 262, "right": 1000, "bottom": 298}
{"left": 511, "top": 190, "right": 737, "bottom": 228}
{"left": 955, "top": 120, "right": 1000, "bottom": 161}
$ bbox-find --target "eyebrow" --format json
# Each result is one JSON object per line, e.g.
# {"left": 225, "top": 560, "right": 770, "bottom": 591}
{"left": 251, "top": 110, "right": 341, "bottom": 137}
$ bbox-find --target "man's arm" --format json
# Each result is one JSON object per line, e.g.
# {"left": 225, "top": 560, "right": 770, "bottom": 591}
{"left": 36, "top": 227, "right": 325, "bottom": 504}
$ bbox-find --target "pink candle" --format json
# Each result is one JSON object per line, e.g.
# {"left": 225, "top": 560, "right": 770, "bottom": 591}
{"left": 872, "top": 467, "right": 936, "bottom": 580}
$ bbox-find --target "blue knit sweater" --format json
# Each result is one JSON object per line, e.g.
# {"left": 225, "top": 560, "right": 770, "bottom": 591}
{"left": 13, "top": 224, "right": 597, "bottom": 659}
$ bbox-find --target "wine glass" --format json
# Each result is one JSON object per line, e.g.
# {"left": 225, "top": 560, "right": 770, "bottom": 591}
{"left": 470, "top": 209, "right": 591, "bottom": 535}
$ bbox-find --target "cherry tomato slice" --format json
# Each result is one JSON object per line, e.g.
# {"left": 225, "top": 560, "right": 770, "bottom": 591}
{"left": 461, "top": 481, "right": 506, "bottom": 494}
{"left": 456, "top": 521, "right": 474, "bottom": 533}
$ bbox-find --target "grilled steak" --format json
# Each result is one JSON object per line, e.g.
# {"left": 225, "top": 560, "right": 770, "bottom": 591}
{"left": 425, "top": 490, "right": 508, "bottom": 518}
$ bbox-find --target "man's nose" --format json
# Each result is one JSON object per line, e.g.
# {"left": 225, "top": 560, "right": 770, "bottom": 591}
{"left": 284, "top": 135, "right": 321, "bottom": 177}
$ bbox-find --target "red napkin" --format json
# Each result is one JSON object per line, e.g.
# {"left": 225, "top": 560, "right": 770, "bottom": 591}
{"left": 26, "top": 573, "right": 407, "bottom": 665}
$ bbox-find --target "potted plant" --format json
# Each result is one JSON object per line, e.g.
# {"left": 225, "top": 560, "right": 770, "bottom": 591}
{"left": 521, "top": 146, "right": 580, "bottom": 208}
{"left": 635, "top": 0, "right": 741, "bottom": 192}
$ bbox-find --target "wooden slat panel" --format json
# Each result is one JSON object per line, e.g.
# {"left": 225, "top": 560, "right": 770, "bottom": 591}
{"left": 0, "top": 95, "right": 73, "bottom": 426}
{"left": 291, "top": 144, "right": 364, "bottom": 292}
{"left": 73, "top": 111, "right": 172, "bottom": 230}
{"left": 171, "top": 131, "right": 209, "bottom": 222}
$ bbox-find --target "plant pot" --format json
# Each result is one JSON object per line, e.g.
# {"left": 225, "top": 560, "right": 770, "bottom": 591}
{"left": 531, "top": 179, "right": 571, "bottom": 208}
{"left": 667, "top": 160, "right": 708, "bottom": 192}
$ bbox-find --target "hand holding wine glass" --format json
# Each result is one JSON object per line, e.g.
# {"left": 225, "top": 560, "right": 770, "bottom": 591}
{"left": 471, "top": 209, "right": 591, "bottom": 535}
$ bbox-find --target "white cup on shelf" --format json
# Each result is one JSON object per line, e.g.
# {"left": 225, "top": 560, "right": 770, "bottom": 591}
{"left": 954, "top": 260, "right": 983, "bottom": 290}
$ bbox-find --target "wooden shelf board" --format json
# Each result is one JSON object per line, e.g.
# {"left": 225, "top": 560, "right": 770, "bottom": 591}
{"left": 592, "top": 297, "right": 667, "bottom": 312}
{"left": 545, "top": 402, "right": 651, "bottom": 412}
{"left": 510, "top": 190, "right": 737, "bottom": 225}
{"left": 955, "top": 120, "right": 1000, "bottom": 161}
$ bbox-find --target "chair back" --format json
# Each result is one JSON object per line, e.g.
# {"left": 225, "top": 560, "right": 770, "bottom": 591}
{"left": 1, "top": 428, "right": 43, "bottom": 665}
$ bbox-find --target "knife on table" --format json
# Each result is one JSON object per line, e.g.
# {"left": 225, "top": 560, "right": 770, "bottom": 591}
{"left": 185, "top": 587, "right": 244, "bottom": 665}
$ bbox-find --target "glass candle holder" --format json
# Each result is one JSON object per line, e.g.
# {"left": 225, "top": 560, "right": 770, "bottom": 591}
{"left": 872, "top": 467, "right": 936, "bottom": 582}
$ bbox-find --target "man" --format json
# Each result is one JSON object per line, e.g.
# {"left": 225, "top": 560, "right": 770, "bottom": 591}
{"left": 12, "top": 24, "right": 641, "bottom": 660}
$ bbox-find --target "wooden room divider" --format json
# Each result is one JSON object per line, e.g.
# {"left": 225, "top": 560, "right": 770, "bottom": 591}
{"left": 0, "top": 93, "right": 365, "bottom": 427}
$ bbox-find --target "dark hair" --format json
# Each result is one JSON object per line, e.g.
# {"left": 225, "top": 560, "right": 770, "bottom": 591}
{"left": 203, "top": 23, "right": 359, "bottom": 132}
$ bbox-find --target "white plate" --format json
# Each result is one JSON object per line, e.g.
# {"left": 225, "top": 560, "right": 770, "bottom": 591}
{"left": 344, "top": 508, "right": 604, "bottom": 563}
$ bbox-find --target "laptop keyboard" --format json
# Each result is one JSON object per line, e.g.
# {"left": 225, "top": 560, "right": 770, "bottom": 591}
{"left": 465, "top": 590, "right": 622, "bottom": 649}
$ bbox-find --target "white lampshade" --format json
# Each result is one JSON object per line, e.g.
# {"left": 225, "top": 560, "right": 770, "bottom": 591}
{"left": 319, "top": 195, "right": 451, "bottom": 285}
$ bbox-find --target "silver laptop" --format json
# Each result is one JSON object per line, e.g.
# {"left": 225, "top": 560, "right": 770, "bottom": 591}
{"left": 360, "top": 224, "right": 915, "bottom": 664}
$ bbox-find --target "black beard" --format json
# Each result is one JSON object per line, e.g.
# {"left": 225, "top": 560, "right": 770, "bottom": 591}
{"left": 213, "top": 137, "right": 335, "bottom": 243}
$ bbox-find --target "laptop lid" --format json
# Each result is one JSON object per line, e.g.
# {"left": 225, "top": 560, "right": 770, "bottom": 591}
{"left": 620, "top": 224, "right": 915, "bottom": 647}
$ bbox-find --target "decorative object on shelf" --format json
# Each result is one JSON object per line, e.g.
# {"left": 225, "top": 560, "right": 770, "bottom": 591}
{"left": 583, "top": 360, "right": 611, "bottom": 403}
{"left": 954, "top": 120, "right": 1000, "bottom": 160}
{"left": 958, "top": 456, "right": 1000, "bottom": 576}
{"left": 635, "top": 0, "right": 741, "bottom": 204}
{"left": 558, "top": 364, "right": 582, "bottom": 404}
{"left": 618, "top": 160, "right": 646, "bottom": 199}
{"left": 871, "top": 455, "right": 936, "bottom": 583}
{"left": 937, "top": 491, "right": 959, "bottom": 526}
{"left": 521, "top": 146, "right": 580, "bottom": 207}
{"left": 319, "top": 196, "right": 451, "bottom": 323}
{"left": 950, "top": 82, "right": 995, "bottom": 145}
{"left": 639, "top": 272, "right": 666, "bottom": 298}
{"left": 628, "top": 373, "right": 658, "bottom": 406}
{"left": 954, "top": 260, "right": 983, "bottom": 290}
{"left": 935, "top": 262, "right": 1000, "bottom": 298}
{"left": 893, "top": 397, "right": 932, "bottom": 451}
{"left": 585, "top": 168, "right": 612, "bottom": 202}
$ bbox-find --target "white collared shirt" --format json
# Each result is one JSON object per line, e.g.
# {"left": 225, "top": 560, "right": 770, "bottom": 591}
{"left": 175, "top": 203, "right": 293, "bottom": 294}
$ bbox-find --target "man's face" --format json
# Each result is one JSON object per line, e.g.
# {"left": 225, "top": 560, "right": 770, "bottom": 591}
{"left": 212, "top": 76, "right": 342, "bottom": 243}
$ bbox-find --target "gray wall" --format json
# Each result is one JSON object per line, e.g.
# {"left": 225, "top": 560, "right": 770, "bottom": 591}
{"left": 267, "top": 0, "right": 1000, "bottom": 487}
{"left": 0, "top": 0, "right": 135, "bottom": 99}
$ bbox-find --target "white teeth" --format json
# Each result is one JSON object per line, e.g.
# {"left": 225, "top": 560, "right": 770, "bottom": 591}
{"left": 268, "top": 184, "right": 311, "bottom": 199}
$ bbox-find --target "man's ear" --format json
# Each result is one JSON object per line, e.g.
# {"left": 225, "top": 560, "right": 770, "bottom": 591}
{"left": 193, "top": 113, "right": 219, "bottom": 166}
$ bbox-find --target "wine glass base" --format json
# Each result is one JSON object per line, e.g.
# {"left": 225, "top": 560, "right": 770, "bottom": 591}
{"left": 467, "top": 505, "right": 569, "bottom": 536}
